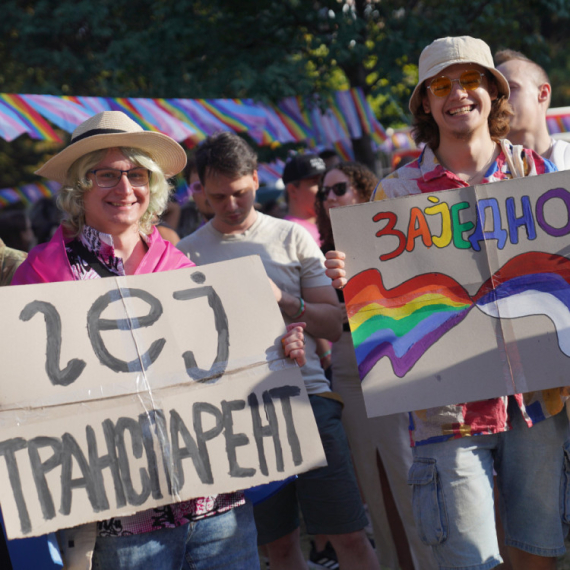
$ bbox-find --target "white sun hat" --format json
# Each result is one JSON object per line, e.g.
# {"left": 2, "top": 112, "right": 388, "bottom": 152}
{"left": 36, "top": 111, "right": 187, "bottom": 183}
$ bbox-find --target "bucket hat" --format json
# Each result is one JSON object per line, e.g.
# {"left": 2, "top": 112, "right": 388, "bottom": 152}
{"left": 36, "top": 111, "right": 187, "bottom": 183}
{"left": 409, "top": 36, "right": 510, "bottom": 115}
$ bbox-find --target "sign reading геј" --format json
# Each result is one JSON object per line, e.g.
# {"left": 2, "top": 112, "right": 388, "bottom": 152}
{"left": 0, "top": 255, "right": 325, "bottom": 539}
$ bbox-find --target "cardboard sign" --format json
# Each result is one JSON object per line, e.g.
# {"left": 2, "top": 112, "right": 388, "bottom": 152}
{"left": 0, "top": 256, "right": 325, "bottom": 539}
{"left": 331, "top": 170, "right": 570, "bottom": 417}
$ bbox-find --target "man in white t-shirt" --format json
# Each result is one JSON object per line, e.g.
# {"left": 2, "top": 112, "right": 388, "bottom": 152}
{"left": 496, "top": 49, "right": 570, "bottom": 170}
{"left": 177, "top": 132, "right": 380, "bottom": 570}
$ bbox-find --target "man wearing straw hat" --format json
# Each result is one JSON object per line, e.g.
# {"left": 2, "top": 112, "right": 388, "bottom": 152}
{"left": 325, "top": 37, "right": 567, "bottom": 569}
{"left": 11, "top": 111, "right": 306, "bottom": 570}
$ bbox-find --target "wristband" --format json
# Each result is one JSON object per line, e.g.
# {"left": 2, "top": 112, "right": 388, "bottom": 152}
{"left": 292, "top": 297, "right": 306, "bottom": 319}
{"left": 319, "top": 349, "right": 332, "bottom": 360}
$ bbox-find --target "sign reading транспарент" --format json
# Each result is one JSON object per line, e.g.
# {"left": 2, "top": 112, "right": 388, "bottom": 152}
{"left": 0, "top": 256, "right": 325, "bottom": 539}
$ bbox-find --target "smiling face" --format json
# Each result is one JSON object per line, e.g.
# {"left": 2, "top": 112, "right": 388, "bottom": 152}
{"left": 203, "top": 170, "right": 258, "bottom": 234}
{"left": 422, "top": 63, "right": 498, "bottom": 144}
{"left": 83, "top": 148, "right": 150, "bottom": 236}
{"left": 321, "top": 169, "right": 364, "bottom": 217}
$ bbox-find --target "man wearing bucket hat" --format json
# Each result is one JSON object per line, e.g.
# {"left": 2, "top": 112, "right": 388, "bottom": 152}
{"left": 325, "top": 37, "right": 567, "bottom": 569}
{"left": 10, "top": 111, "right": 306, "bottom": 570}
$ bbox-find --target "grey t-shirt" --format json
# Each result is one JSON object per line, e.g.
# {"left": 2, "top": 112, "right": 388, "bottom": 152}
{"left": 177, "top": 212, "right": 333, "bottom": 394}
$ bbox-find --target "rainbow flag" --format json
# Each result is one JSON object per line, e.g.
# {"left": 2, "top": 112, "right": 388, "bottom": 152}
{"left": 0, "top": 188, "right": 23, "bottom": 207}
{"left": 155, "top": 99, "right": 207, "bottom": 145}
{"left": 128, "top": 98, "right": 196, "bottom": 141}
{"left": 350, "top": 88, "right": 387, "bottom": 143}
{"left": 0, "top": 94, "right": 62, "bottom": 142}
{"left": 333, "top": 90, "right": 362, "bottom": 139}
{"left": 197, "top": 99, "right": 250, "bottom": 133}
{"left": 168, "top": 99, "right": 228, "bottom": 137}
{"left": 65, "top": 96, "right": 110, "bottom": 116}
{"left": 332, "top": 140, "right": 354, "bottom": 161}
{"left": 270, "top": 104, "right": 309, "bottom": 142}
{"left": 0, "top": 100, "right": 34, "bottom": 141}
{"left": 344, "top": 252, "right": 570, "bottom": 379}
{"left": 104, "top": 98, "right": 157, "bottom": 131}
{"left": 22, "top": 95, "right": 91, "bottom": 133}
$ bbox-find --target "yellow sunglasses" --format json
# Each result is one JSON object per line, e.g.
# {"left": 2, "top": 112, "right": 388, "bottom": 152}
{"left": 428, "top": 70, "right": 485, "bottom": 98}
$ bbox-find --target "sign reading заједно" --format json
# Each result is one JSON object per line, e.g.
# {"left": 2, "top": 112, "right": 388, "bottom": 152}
{"left": 0, "top": 256, "right": 325, "bottom": 539}
{"left": 330, "top": 170, "right": 570, "bottom": 417}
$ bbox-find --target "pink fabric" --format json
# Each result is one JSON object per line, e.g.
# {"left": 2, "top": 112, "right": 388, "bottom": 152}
{"left": 11, "top": 224, "right": 248, "bottom": 536}
{"left": 284, "top": 215, "right": 322, "bottom": 246}
{"left": 12, "top": 225, "right": 193, "bottom": 285}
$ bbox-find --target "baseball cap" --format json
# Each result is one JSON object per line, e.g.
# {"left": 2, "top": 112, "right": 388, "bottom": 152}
{"left": 282, "top": 154, "right": 326, "bottom": 185}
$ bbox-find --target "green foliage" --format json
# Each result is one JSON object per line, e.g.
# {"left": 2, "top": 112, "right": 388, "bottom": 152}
{"left": 0, "top": 0, "right": 569, "bottom": 182}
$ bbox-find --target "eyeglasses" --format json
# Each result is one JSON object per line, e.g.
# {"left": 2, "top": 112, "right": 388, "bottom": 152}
{"left": 428, "top": 70, "right": 485, "bottom": 98}
{"left": 89, "top": 168, "right": 150, "bottom": 188}
{"left": 318, "top": 182, "right": 349, "bottom": 200}
{"left": 188, "top": 180, "right": 203, "bottom": 195}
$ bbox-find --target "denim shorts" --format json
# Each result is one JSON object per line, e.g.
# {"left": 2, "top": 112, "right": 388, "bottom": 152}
{"left": 254, "top": 394, "right": 367, "bottom": 544}
{"left": 92, "top": 501, "right": 258, "bottom": 570}
{"left": 408, "top": 404, "right": 570, "bottom": 569}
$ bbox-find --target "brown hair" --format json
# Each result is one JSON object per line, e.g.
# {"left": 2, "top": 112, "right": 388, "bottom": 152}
{"left": 315, "top": 161, "right": 378, "bottom": 253}
{"left": 495, "top": 49, "right": 550, "bottom": 85}
{"left": 411, "top": 74, "right": 513, "bottom": 149}
{"left": 495, "top": 49, "right": 551, "bottom": 107}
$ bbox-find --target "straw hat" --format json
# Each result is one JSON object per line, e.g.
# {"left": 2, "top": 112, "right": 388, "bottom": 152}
{"left": 36, "top": 111, "right": 187, "bottom": 183}
{"left": 409, "top": 36, "right": 510, "bottom": 115}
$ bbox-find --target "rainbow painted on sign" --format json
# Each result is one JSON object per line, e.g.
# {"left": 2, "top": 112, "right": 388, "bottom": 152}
{"left": 344, "top": 252, "right": 570, "bottom": 379}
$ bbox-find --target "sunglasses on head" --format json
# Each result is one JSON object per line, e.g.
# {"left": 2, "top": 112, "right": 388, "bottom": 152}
{"left": 428, "top": 70, "right": 485, "bottom": 98}
{"left": 318, "top": 182, "right": 349, "bottom": 200}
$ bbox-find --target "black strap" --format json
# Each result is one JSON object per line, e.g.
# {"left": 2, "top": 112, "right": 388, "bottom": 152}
{"left": 68, "top": 240, "right": 117, "bottom": 279}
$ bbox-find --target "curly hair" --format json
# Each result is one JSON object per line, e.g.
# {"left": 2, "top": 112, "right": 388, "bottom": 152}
{"left": 315, "top": 161, "right": 378, "bottom": 253}
{"left": 57, "top": 147, "right": 172, "bottom": 236}
{"left": 411, "top": 74, "right": 513, "bottom": 149}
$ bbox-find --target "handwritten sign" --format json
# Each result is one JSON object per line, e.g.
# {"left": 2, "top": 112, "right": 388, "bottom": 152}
{"left": 331, "top": 170, "right": 570, "bottom": 417}
{"left": 0, "top": 255, "right": 325, "bottom": 539}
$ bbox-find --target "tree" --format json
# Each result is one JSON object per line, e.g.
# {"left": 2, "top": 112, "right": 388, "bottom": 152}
{"left": 0, "top": 0, "right": 569, "bottom": 178}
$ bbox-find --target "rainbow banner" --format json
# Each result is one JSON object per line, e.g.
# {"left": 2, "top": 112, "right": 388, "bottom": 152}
{"left": 65, "top": 96, "right": 110, "bottom": 115}
{"left": 0, "top": 91, "right": 387, "bottom": 151}
{"left": 350, "top": 88, "right": 387, "bottom": 143}
{"left": 334, "top": 90, "right": 363, "bottom": 140}
{"left": 0, "top": 94, "right": 62, "bottom": 142}
{"left": 21, "top": 95, "right": 90, "bottom": 133}
{"left": 0, "top": 100, "right": 34, "bottom": 142}
{"left": 546, "top": 106, "right": 570, "bottom": 134}
{"left": 128, "top": 98, "right": 196, "bottom": 142}
{"left": 156, "top": 99, "right": 208, "bottom": 145}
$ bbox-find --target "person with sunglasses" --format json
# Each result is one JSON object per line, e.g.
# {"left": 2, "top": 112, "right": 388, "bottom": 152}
{"left": 325, "top": 37, "right": 567, "bottom": 570}
{"left": 316, "top": 162, "right": 438, "bottom": 570}
{"left": 10, "top": 111, "right": 307, "bottom": 570}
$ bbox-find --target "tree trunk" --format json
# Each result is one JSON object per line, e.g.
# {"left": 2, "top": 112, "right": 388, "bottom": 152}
{"left": 351, "top": 132, "right": 376, "bottom": 172}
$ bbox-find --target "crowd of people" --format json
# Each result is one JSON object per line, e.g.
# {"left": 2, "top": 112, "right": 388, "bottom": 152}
{"left": 1, "top": 34, "right": 570, "bottom": 570}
